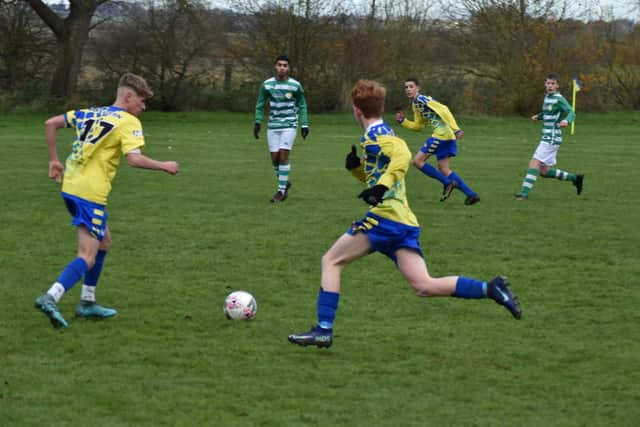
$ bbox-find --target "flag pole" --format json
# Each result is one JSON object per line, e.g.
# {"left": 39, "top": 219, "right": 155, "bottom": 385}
{"left": 571, "top": 79, "right": 577, "bottom": 136}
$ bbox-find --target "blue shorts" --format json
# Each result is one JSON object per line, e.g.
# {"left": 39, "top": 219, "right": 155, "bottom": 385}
{"left": 61, "top": 192, "right": 108, "bottom": 241}
{"left": 347, "top": 212, "right": 423, "bottom": 262}
{"left": 420, "top": 137, "right": 457, "bottom": 160}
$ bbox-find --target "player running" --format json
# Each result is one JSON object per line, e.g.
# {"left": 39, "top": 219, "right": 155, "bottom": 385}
{"left": 515, "top": 73, "right": 584, "bottom": 200}
{"left": 396, "top": 77, "right": 480, "bottom": 205}
{"left": 288, "top": 80, "right": 521, "bottom": 348}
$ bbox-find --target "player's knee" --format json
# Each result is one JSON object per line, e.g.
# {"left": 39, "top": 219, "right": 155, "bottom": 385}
{"left": 321, "top": 252, "right": 347, "bottom": 270}
{"left": 411, "top": 284, "right": 436, "bottom": 297}
{"left": 408, "top": 276, "right": 442, "bottom": 297}
{"left": 407, "top": 280, "right": 431, "bottom": 297}
{"left": 412, "top": 158, "right": 424, "bottom": 168}
{"left": 100, "top": 235, "right": 112, "bottom": 251}
{"left": 79, "top": 254, "right": 96, "bottom": 270}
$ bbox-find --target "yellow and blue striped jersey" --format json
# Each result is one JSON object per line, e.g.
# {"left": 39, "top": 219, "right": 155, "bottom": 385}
{"left": 350, "top": 120, "right": 419, "bottom": 227}
{"left": 62, "top": 106, "right": 145, "bottom": 205}
{"left": 401, "top": 94, "right": 460, "bottom": 140}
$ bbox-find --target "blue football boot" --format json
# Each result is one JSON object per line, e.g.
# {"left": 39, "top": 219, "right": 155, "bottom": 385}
{"left": 487, "top": 276, "right": 522, "bottom": 319}
{"left": 288, "top": 325, "right": 333, "bottom": 348}
{"left": 35, "top": 294, "right": 68, "bottom": 328}
{"left": 75, "top": 301, "right": 117, "bottom": 318}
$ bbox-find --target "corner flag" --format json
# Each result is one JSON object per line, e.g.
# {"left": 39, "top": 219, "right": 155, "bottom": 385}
{"left": 571, "top": 75, "right": 581, "bottom": 135}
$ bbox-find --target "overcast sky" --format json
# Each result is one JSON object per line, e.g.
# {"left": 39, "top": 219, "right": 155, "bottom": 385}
{"left": 209, "top": 0, "right": 636, "bottom": 20}
{"left": 45, "top": 0, "right": 638, "bottom": 20}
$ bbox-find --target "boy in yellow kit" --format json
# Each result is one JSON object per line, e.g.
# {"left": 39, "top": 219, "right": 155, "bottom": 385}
{"left": 288, "top": 80, "right": 520, "bottom": 348}
{"left": 396, "top": 77, "right": 480, "bottom": 205}
{"left": 35, "top": 73, "right": 180, "bottom": 329}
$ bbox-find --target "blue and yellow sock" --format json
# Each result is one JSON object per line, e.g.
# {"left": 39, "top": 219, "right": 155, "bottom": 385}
{"left": 449, "top": 171, "right": 476, "bottom": 197}
{"left": 57, "top": 257, "right": 89, "bottom": 291}
{"left": 317, "top": 288, "right": 340, "bottom": 330}
{"left": 82, "top": 250, "right": 107, "bottom": 302}
{"left": 453, "top": 276, "right": 487, "bottom": 299}
{"left": 419, "top": 163, "right": 450, "bottom": 186}
{"left": 84, "top": 250, "right": 107, "bottom": 287}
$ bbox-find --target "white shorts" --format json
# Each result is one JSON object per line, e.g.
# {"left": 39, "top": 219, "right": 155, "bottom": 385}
{"left": 267, "top": 128, "right": 296, "bottom": 153}
{"left": 532, "top": 142, "right": 559, "bottom": 167}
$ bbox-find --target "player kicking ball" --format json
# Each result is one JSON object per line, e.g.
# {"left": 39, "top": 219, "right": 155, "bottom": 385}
{"left": 34, "top": 73, "right": 179, "bottom": 328}
{"left": 288, "top": 80, "right": 521, "bottom": 348}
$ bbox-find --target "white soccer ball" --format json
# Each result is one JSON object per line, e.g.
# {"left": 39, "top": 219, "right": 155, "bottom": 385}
{"left": 224, "top": 291, "right": 257, "bottom": 320}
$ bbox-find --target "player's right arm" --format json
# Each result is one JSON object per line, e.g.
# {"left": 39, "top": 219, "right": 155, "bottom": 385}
{"left": 399, "top": 103, "right": 425, "bottom": 132}
{"left": 44, "top": 114, "right": 67, "bottom": 183}
{"left": 254, "top": 83, "right": 268, "bottom": 125}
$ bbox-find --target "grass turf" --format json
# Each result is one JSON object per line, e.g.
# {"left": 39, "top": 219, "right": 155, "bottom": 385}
{"left": 1, "top": 111, "right": 638, "bottom": 426}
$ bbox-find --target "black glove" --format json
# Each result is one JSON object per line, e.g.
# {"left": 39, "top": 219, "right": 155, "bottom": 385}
{"left": 301, "top": 126, "right": 309, "bottom": 139}
{"left": 358, "top": 184, "right": 388, "bottom": 206}
{"left": 253, "top": 123, "right": 261, "bottom": 139}
{"left": 345, "top": 145, "right": 361, "bottom": 170}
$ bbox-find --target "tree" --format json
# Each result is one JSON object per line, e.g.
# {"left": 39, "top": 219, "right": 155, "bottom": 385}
{"left": 453, "top": 0, "right": 599, "bottom": 114}
{"left": 91, "top": 0, "right": 220, "bottom": 111}
{"left": 0, "top": 1, "right": 56, "bottom": 92}
{"left": 228, "top": 0, "right": 348, "bottom": 110}
{"left": 24, "top": 0, "right": 109, "bottom": 99}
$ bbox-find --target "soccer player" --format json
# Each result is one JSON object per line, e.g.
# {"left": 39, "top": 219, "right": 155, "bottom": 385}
{"left": 253, "top": 54, "right": 309, "bottom": 203}
{"left": 395, "top": 77, "right": 480, "bottom": 205}
{"left": 515, "top": 73, "right": 584, "bottom": 200}
{"left": 288, "top": 80, "right": 521, "bottom": 348}
{"left": 34, "top": 72, "right": 180, "bottom": 329}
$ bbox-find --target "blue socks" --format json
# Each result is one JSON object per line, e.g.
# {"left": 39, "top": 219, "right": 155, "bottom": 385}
{"left": 317, "top": 288, "right": 340, "bottom": 330}
{"left": 419, "top": 164, "right": 477, "bottom": 199}
{"left": 84, "top": 250, "right": 107, "bottom": 286}
{"left": 454, "top": 276, "right": 487, "bottom": 299}
{"left": 419, "top": 163, "right": 450, "bottom": 186}
{"left": 57, "top": 257, "right": 89, "bottom": 291}
{"left": 449, "top": 172, "right": 476, "bottom": 197}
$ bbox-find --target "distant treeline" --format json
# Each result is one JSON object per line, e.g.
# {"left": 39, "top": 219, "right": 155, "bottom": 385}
{"left": 1, "top": 0, "right": 639, "bottom": 114}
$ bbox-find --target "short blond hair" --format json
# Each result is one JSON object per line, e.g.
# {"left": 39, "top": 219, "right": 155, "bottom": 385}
{"left": 351, "top": 80, "right": 386, "bottom": 118}
{"left": 118, "top": 72, "right": 153, "bottom": 98}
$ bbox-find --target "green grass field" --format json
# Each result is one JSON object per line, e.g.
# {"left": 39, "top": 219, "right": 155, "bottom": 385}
{"left": 1, "top": 111, "right": 639, "bottom": 426}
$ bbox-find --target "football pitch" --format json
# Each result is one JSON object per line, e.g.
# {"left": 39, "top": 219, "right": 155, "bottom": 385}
{"left": 1, "top": 111, "right": 638, "bottom": 426}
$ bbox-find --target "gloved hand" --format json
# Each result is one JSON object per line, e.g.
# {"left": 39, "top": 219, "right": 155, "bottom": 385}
{"left": 301, "top": 126, "right": 309, "bottom": 139}
{"left": 253, "top": 123, "right": 261, "bottom": 139}
{"left": 358, "top": 184, "right": 388, "bottom": 206}
{"left": 345, "top": 145, "right": 361, "bottom": 170}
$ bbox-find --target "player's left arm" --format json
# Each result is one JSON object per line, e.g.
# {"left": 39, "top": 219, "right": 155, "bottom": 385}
{"left": 120, "top": 119, "right": 178, "bottom": 175}
{"left": 557, "top": 96, "right": 576, "bottom": 127}
{"left": 127, "top": 152, "right": 179, "bottom": 175}
{"left": 44, "top": 114, "right": 67, "bottom": 183}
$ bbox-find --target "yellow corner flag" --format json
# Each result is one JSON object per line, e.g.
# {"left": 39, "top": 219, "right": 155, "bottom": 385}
{"left": 571, "top": 75, "right": 581, "bottom": 135}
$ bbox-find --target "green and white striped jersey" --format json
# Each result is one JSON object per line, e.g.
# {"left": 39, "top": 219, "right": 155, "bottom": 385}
{"left": 536, "top": 92, "right": 576, "bottom": 145}
{"left": 254, "top": 77, "right": 308, "bottom": 130}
